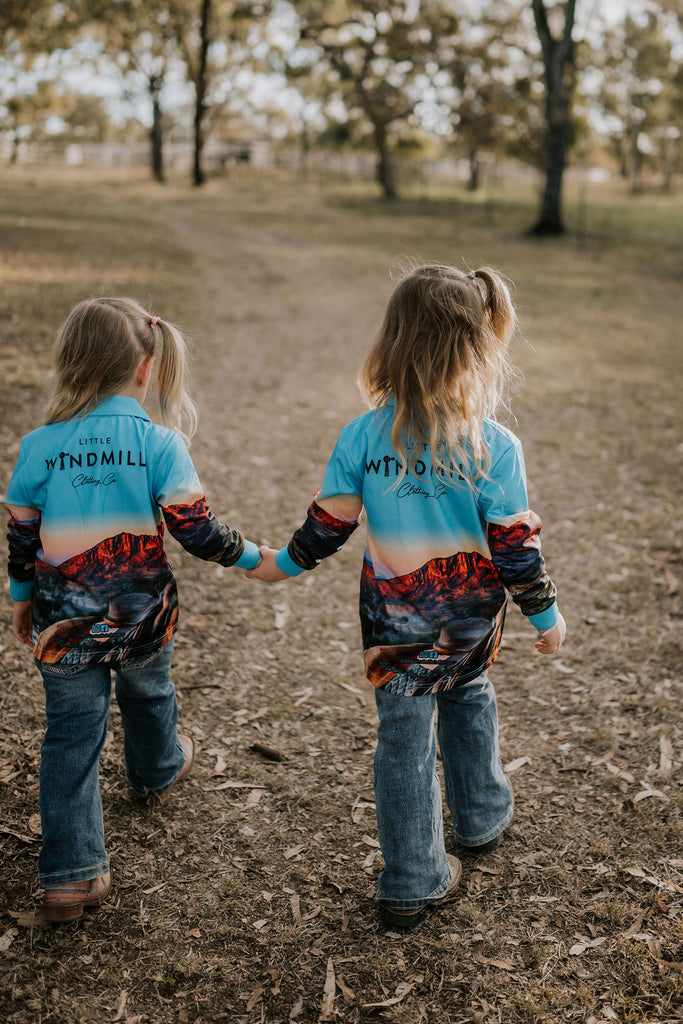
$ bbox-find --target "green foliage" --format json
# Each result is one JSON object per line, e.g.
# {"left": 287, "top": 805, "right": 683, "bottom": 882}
{"left": 592, "top": 5, "right": 681, "bottom": 189}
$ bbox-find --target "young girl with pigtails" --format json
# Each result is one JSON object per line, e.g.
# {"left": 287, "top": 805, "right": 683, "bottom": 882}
{"left": 248, "top": 264, "right": 566, "bottom": 929}
{"left": 5, "top": 297, "right": 260, "bottom": 921}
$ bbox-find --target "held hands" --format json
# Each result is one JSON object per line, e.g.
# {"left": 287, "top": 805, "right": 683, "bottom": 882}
{"left": 534, "top": 613, "right": 566, "bottom": 655}
{"left": 245, "top": 546, "right": 289, "bottom": 583}
{"left": 13, "top": 600, "right": 33, "bottom": 647}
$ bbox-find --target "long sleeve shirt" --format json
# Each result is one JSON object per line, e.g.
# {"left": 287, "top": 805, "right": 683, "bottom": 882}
{"left": 6, "top": 396, "right": 258, "bottom": 667}
{"left": 275, "top": 404, "right": 559, "bottom": 696}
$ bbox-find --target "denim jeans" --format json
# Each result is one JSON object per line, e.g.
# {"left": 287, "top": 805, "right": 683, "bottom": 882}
{"left": 373, "top": 672, "right": 513, "bottom": 909}
{"left": 36, "top": 640, "right": 186, "bottom": 887}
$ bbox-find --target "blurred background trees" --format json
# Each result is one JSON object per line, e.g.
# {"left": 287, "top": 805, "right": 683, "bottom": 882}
{"left": 0, "top": 0, "right": 680, "bottom": 232}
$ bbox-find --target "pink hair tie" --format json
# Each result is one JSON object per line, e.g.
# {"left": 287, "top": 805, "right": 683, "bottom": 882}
{"left": 150, "top": 316, "right": 159, "bottom": 327}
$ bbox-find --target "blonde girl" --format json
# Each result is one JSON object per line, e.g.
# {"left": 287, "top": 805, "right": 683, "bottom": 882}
{"left": 6, "top": 297, "right": 260, "bottom": 921}
{"left": 248, "top": 264, "right": 565, "bottom": 928}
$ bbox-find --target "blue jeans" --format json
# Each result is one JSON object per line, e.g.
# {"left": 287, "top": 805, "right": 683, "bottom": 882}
{"left": 373, "top": 672, "right": 513, "bottom": 909}
{"left": 36, "top": 641, "right": 186, "bottom": 887}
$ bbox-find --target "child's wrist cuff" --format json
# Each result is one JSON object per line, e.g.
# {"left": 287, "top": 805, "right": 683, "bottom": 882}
{"left": 10, "top": 580, "right": 33, "bottom": 601}
{"left": 235, "top": 541, "right": 261, "bottom": 569}
{"left": 528, "top": 604, "right": 559, "bottom": 631}
{"left": 276, "top": 547, "right": 306, "bottom": 577}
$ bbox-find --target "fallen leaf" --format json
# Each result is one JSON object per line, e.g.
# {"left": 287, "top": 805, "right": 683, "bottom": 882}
{"left": 319, "top": 958, "right": 336, "bottom": 1021}
{"left": 659, "top": 735, "right": 673, "bottom": 775}
{"left": 624, "top": 866, "right": 683, "bottom": 893}
{"left": 7, "top": 909, "right": 47, "bottom": 928}
{"left": 273, "top": 601, "right": 290, "bottom": 629}
{"left": 184, "top": 928, "right": 201, "bottom": 939}
{"left": 284, "top": 845, "right": 305, "bottom": 860}
{"left": 0, "top": 927, "right": 18, "bottom": 952}
{"left": 604, "top": 762, "right": 635, "bottom": 784}
{"left": 289, "top": 995, "right": 304, "bottom": 1019}
{"left": 245, "top": 983, "right": 264, "bottom": 1012}
{"left": 623, "top": 909, "right": 650, "bottom": 938}
{"left": 113, "top": 990, "right": 127, "bottom": 1022}
{"left": 211, "top": 780, "right": 267, "bottom": 791}
{"left": 212, "top": 755, "right": 227, "bottom": 776}
{"left": 362, "top": 848, "right": 381, "bottom": 872}
{"left": 569, "top": 937, "right": 606, "bottom": 955}
{"left": 504, "top": 756, "right": 530, "bottom": 774}
{"left": 290, "top": 893, "right": 301, "bottom": 926}
{"left": 361, "top": 834, "right": 380, "bottom": 848}
{"left": 0, "top": 826, "right": 40, "bottom": 844}
{"left": 633, "top": 785, "right": 668, "bottom": 803}
{"left": 362, "top": 982, "right": 416, "bottom": 1009}
{"left": 336, "top": 975, "right": 356, "bottom": 1004}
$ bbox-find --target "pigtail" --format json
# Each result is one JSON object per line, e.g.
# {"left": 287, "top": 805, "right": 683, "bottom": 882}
{"left": 470, "top": 268, "right": 517, "bottom": 350}
{"left": 153, "top": 319, "right": 198, "bottom": 443}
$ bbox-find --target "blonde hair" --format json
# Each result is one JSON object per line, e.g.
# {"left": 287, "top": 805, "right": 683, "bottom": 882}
{"left": 359, "top": 264, "right": 517, "bottom": 482}
{"left": 45, "top": 297, "right": 197, "bottom": 442}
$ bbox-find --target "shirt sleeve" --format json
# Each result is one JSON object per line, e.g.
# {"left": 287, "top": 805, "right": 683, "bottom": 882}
{"left": 149, "top": 430, "right": 205, "bottom": 508}
{"left": 276, "top": 423, "right": 364, "bottom": 576}
{"left": 478, "top": 432, "right": 559, "bottom": 629}
{"left": 476, "top": 435, "right": 530, "bottom": 524}
{"left": 276, "top": 501, "right": 361, "bottom": 576}
{"left": 152, "top": 431, "right": 259, "bottom": 568}
{"left": 5, "top": 440, "right": 41, "bottom": 600}
{"left": 5, "top": 438, "right": 34, "bottom": 509}
{"left": 487, "top": 513, "right": 559, "bottom": 627}
{"left": 316, "top": 423, "right": 365, "bottom": 500}
{"left": 7, "top": 511, "right": 41, "bottom": 601}
{"left": 161, "top": 498, "right": 259, "bottom": 568}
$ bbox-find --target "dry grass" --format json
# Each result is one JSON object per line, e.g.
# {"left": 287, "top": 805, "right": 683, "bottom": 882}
{"left": 0, "top": 166, "right": 681, "bottom": 1024}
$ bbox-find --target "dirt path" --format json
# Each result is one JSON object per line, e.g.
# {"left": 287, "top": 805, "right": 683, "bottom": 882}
{"left": 0, "top": 171, "right": 681, "bottom": 1024}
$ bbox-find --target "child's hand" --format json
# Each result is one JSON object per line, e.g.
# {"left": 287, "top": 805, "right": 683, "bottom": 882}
{"left": 245, "top": 546, "right": 289, "bottom": 583}
{"left": 13, "top": 600, "right": 33, "bottom": 646}
{"left": 534, "top": 613, "right": 566, "bottom": 655}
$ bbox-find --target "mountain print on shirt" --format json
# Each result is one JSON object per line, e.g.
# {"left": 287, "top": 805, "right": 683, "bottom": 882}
{"left": 360, "top": 551, "right": 507, "bottom": 695}
{"left": 31, "top": 531, "right": 178, "bottom": 666}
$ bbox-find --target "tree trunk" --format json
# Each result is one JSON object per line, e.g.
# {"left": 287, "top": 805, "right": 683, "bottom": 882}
{"left": 373, "top": 121, "right": 396, "bottom": 201}
{"left": 193, "top": 0, "right": 211, "bottom": 187}
{"left": 149, "top": 76, "right": 164, "bottom": 184}
{"left": 535, "top": 86, "right": 569, "bottom": 234}
{"left": 299, "top": 114, "right": 310, "bottom": 177}
{"left": 629, "top": 120, "right": 642, "bottom": 194}
{"left": 531, "top": 0, "right": 577, "bottom": 236}
{"left": 467, "top": 147, "right": 480, "bottom": 191}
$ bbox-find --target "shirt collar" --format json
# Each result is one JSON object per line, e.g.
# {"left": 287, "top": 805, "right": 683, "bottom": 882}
{"left": 92, "top": 396, "right": 151, "bottom": 422}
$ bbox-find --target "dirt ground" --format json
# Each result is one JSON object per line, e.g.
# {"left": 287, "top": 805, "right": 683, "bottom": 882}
{"left": 0, "top": 167, "right": 681, "bottom": 1024}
